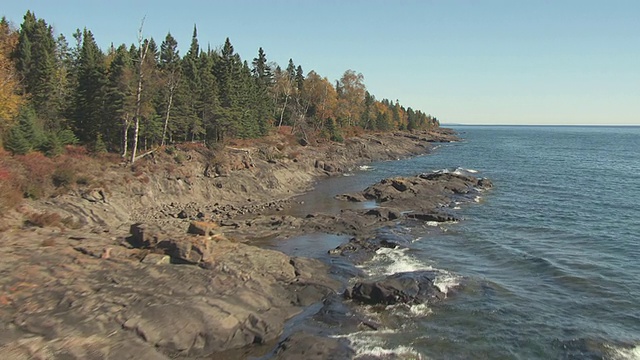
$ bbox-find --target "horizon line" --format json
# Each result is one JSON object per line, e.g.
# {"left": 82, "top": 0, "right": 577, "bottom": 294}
{"left": 442, "top": 123, "right": 640, "bottom": 127}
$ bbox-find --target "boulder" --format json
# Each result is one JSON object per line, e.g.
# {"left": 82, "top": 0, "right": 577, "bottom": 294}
{"left": 407, "top": 211, "right": 460, "bottom": 222}
{"left": 187, "top": 221, "right": 219, "bottom": 236}
{"left": 128, "top": 223, "right": 164, "bottom": 248}
{"left": 346, "top": 271, "right": 445, "bottom": 305}
{"left": 391, "top": 179, "right": 410, "bottom": 192}
{"left": 156, "top": 236, "right": 215, "bottom": 264}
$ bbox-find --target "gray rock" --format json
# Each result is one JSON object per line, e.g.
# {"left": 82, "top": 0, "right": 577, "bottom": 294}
{"left": 140, "top": 253, "right": 171, "bottom": 265}
{"left": 346, "top": 271, "right": 445, "bottom": 305}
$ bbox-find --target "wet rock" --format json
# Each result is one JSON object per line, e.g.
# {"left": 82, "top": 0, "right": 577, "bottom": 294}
{"left": 329, "top": 236, "right": 381, "bottom": 263}
{"left": 273, "top": 332, "right": 354, "bottom": 360}
{"left": 346, "top": 271, "right": 445, "bottom": 305}
{"left": 391, "top": 179, "right": 410, "bottom": 192}
{"left": 364, "top": 207, "right": 402, "bottom": 221}
{"left": 407, "top": 211, "right": 460, "bottom": 222}
{"left": 313, "top": 293, "right": 380, "bottom": 331}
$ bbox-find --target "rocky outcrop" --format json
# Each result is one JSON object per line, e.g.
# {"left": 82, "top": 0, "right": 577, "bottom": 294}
{"left": 345, "top": 271, "right": 445, "bottom": 305}
{"left": 0, "top": 128, "right": 470, "bottom": 358}
{"left": 0, "top": 226, "right": 340, "bottom": 359}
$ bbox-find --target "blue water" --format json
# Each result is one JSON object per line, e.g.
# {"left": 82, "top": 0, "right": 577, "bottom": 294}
{"left": 282, "top": 126, "right": 640, "bottom": 359}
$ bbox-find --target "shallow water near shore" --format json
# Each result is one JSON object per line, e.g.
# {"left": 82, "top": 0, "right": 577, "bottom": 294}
{"left": 269, "top": 126, "right": 640, "bottom": 359}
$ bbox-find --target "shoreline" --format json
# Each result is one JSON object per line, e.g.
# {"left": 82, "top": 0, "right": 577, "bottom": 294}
{"left": 0, "top": 128, "right": 475, "bottom": 359}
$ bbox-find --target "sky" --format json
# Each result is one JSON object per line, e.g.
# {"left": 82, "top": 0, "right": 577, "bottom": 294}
{"left": 3, "top": 0, "right": 639, "bottom": 125}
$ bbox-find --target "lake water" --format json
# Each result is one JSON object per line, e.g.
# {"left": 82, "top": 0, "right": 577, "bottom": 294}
{"left": 271, "top": 126, "right": 640, "bottom": 359}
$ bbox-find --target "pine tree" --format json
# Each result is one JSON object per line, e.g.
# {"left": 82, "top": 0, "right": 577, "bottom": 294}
{"left": 4, "top": 125, "right": 30, "bottom": 155}
{"left": 176, "top": 25, "right": 202, "bottom": 141}
{"left": 295, "top": 65, "right": 304, "bottom": 92}
{"left": 73, "top": 28, "right": 107, "bottom": 144}
{"left": 14, "top": 11, "right": 59, "bottom": 127}
{"left": 215, "top": 37, "right": 246, "bottom": 138}
{"left": 251, "top": 47, "right": 273, "bottom": 135}
{"left": 106, "top": 44, "right": 134, "bottom": 155}
{"left": 159, "top": 32, "right": 181, "bottom": 145}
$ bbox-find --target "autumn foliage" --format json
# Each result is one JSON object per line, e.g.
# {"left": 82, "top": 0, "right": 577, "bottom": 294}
{"left": 0, "top": 18, "right": 24, "bottom": 136}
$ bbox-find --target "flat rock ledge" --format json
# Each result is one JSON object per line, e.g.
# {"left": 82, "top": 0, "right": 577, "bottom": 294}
{"left": 0, "top": 225, "right": 340, "bottom": 359}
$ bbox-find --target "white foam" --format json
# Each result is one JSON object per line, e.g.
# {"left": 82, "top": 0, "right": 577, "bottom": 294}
{"left": 332, "top": 330, "right": 424, "bottom": 359}
{"left": 359, "top": 247, "right": 435, "bottom": 277}
{"left": 607, "top": 344, "right": 640, "bottom": 360}
{"left": 343, "top": 173, "right": 354, "bottom": 177}
{"left": 433, "top": 272, "right": 461, "bottom": 296}
{"left": 359, "top": 165, "right": 375, "bottom": 171}
{"left": 409, "top": 303, "right": 434, "bottom": 317}
{"left": 425, "top": 221, "right": 440, "bottom": 227}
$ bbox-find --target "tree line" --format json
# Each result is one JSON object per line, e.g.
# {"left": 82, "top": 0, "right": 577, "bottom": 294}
{"left": 0, "top": 11, "right": 439, "bottom": 160}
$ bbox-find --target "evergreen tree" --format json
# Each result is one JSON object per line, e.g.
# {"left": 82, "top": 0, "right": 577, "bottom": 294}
{"left": 251, "top": 47, "right": 273, "bottom": 135}
{"left": 176, "top": 25, "right": 203, "bottom": 141}
{"left": 105, "top": 44, "right": 134, "bottom": 154}
{"left": 295, "top": 65, "right": 304, "bottom": 91}
{"left": 4, "top": 125, "right": 30, "bottom": 155}
{"left": 14, "top": 11, "right": 59, "bottom": 127}
{"left": 215, "top": 37, "right": 247, "bottom": 138}
{"left": 198, "top": 51, "right": 219, "bottom": 142}
{"left": 73, "top": 28, "right": 107, "bottom": 144}
{"left": 159, "top": 32, "right": 181, "bottom": 145}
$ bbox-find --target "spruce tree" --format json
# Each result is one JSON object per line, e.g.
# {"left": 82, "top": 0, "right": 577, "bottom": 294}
{"left": 159, "top": 32, "right": 181, "bottom": 145}
{"left": 73, "top": 28, "right": 107, "bottom": 144}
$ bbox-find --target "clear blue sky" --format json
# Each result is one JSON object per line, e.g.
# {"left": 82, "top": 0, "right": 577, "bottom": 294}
{"left": 3, "top": 0, "right": 639, "bottom": 125}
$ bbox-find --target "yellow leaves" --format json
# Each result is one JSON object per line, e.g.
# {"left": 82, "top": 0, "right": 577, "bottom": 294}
{"left": 0, "top": 20, "right": 24, "bottom": 128}
{"left": 303, "top": 71, "right": 338, "bottom": 121}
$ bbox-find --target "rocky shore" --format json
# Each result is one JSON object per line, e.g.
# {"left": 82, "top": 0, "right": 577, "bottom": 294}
{"left": 0, "top": 128, "right": 492, "bottom": 359}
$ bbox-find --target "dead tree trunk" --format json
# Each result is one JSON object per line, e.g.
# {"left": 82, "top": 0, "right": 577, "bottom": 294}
{"left": 130, "top": 18, "right": 150, "bottom": 164}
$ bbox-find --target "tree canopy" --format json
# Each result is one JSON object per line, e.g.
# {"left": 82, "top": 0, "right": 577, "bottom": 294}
{"left": 1, "top": 11, "right": 439, "bottom": 156}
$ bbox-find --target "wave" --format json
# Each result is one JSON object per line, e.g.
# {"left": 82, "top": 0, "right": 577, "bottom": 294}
{"left": 357, "top": 246, "right": 461, "bottom": 297}
{"left": 606, "top": 343, "right": 640, "bottom": 360}
{"left": 429, "top": 167, "right": 479, "bottom": 176}
{"left": 433, "top": 272, "right": 462, "bottom": 296}
{"left": 331, "top": 330, "right": 424, "bottom": 359}
{"left": 358, "top": 247, "right": 436, "bottom": 277}
{"left": 359, "top": 165, "right": 376, "bottom": 171}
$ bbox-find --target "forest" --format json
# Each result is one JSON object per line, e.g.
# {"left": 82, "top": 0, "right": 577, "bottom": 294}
{"left": 0, "top": 11, "right": 439, "bottom": 161}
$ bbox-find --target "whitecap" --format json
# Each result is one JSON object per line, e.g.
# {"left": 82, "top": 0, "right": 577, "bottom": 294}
{"left": 433, "top": 272, "right": 461, "bottom": 296}
{"left": 409, "top": 303, "right": 434, "bottom": 317}
{"left": 358, "top": 247, "right": 435, "bottom": 277}
{"left": 332, "top": 330, "right": 424, "bottom": 360}
{"left": 343, "top": 173, "right": 354, "bottom": 177}
{"left": 359, "top": 165, "right": 375, "bottom": 171}
{"left": 425, "top": 221, "right": 440, "bottom": 227}
{"left": 606, "top": 344, "right": 640, "bottom": 360}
